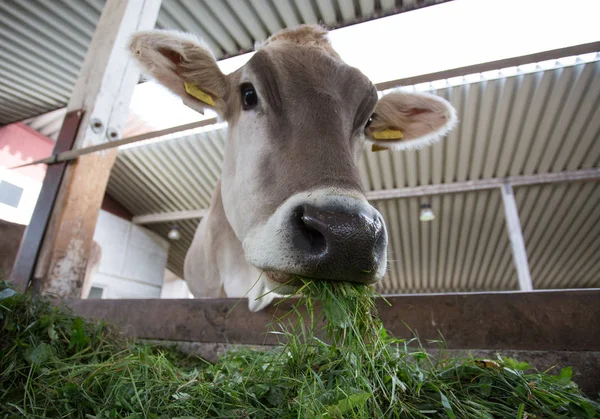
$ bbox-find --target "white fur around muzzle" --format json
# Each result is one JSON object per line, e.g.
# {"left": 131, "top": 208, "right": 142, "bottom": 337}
{"left": 242, "top": 188, "right": 388, "bottom": 289}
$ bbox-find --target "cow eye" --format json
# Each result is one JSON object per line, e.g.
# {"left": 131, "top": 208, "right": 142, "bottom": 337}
{"left": 365, "top": 114, "right": 375, "bottom": 128}
{"left": 241, "top": 83, "right": 258, "bottom": 110}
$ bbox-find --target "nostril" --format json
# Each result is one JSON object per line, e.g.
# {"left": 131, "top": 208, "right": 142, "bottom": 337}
{"left": 292, "top": 206, "right": 327, "bottom": 253}
{"left": 301, "top": 215, "right": 327, "bottom": 250}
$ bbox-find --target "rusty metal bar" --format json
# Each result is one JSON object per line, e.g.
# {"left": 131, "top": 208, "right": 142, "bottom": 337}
{"left": 9, "top": 117, "right": 220, "bottom": 169}
{"left": 67, "top": 289, "right": 600, "bottom": 351}
{"left": 10, "top": 110, "right": 84, "bottom": 292}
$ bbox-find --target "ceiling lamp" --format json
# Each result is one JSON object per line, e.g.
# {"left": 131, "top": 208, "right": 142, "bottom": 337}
{"left": 419, "top": 203, "right": 435, "bottom": 222}
{"left": 168, "top": 226, "right": 181, "bottom": 240}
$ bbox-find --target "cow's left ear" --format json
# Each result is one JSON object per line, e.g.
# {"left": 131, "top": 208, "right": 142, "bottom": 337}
{"left": 365, "top": 91, "right": 457, "bottom": 151}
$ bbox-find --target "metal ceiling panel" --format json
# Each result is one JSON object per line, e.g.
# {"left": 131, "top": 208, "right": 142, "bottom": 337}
{"left": 2, "top": 0, "right": 446, "bottom": 125}
{"left": 516, "top": 182, "right": 600, "bottom": 289}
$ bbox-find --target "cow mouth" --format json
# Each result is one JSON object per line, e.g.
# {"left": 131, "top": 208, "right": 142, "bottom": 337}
{"left": 264, "top": 270, "right": 380, "bottom": 291}
{"left": 264, "top": 271, "right": 305, "bottom": 288}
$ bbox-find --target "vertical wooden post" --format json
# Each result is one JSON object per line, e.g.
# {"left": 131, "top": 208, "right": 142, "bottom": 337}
{"left": 10, "top": 110, "right": 84, "bottom": 292}
{"left": 500, "top": 183, "right": 533, "bottom": 291}
{"left": 12, "top": 0, "right": 162, "bottom": 297}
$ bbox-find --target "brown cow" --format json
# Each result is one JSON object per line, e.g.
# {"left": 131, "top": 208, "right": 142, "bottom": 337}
{"left": 129, "top": 25, "right": 457, "bottom": 311}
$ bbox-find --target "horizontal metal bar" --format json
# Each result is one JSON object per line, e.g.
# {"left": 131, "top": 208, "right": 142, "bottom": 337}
{"left": 66, "top": 289, "right": 600, "bottom": 350}
{"left": 365, "top": 168, "right": 600, "bottom": 201}
{"left": 129, "top": 169, "right": 600, "bottom": 223}
{"left": 132, "top": 209, "right": 209, "bottom": 224}
{"left": 375, "top": 41, "right": 600, "bottom": 91}
{"left": 8, "top": 117, "right": 219, "bottom": 169}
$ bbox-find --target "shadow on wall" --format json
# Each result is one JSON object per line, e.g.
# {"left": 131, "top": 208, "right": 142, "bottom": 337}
{"left": 0, "top": 219, "right": 25, "bottom": 279}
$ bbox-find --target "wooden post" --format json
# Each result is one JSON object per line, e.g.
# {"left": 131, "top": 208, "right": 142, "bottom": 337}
{"left": 12, "top": 0, "right": 162, "bottom": 297}
{"left": 10, "top": 110, "right": 84, "bottom": 292}
{"left": 500, "top": 183, "right": 533, "bottom": 291}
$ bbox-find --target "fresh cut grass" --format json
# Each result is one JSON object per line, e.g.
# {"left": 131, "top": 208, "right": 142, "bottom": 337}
{"left": 1, "top": 279, "right": 599, "bottom": 418}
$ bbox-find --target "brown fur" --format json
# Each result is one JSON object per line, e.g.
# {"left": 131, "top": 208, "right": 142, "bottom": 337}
{"left": 256, "top": 24, "right": 341, "bottom": 60}
{"left": 241, "top": 45, "right": 377, "bottom": 216}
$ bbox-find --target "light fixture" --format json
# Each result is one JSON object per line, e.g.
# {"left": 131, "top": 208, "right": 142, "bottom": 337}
{"left": 419, "top": 203, "right": 435, "bottom": 222}
{"left": 168, "top": 226, "right": 181, "bottom": 240}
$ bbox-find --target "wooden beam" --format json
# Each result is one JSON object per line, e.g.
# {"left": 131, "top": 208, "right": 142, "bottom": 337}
{"left": 128, "top": 169, "right": 600, "bottom": 224}
{"left": 501, "top": 183, "right": 533, "bottom": 291}
{"left": 20, "top": 0, "right": 162, "bottom": 297}
{"left": 132, "top": 209, "right": 209, "bottom": 224}
{"left": 10, "top": 111, "right": 83, "bottom": 292}
{"left": 66, "top": 289, "right": 600, "bottom": 350}
{"left": 375, "top": 41, "right": 600, "bottom": 92}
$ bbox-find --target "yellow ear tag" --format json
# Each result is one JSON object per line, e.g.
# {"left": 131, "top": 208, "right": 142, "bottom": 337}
{"left": 372, "top": 129, "right": 403, "bottom": 141}
{"left": 184, "top": 82, "right": 215, "bottom": 106}
{"left": 371, "top": 144, "right": 389, "bottom": 152}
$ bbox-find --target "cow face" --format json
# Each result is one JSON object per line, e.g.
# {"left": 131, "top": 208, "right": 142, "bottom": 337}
{"left": 129, "top": 25, "right": 456, "bottom": 292}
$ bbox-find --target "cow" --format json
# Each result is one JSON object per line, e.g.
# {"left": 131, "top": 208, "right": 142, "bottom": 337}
{"left": 129, "top": 25, "right": 457, "bottom": 311}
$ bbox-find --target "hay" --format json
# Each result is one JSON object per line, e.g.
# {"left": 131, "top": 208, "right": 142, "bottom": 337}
{"left": 1, "top": 280, "right": 598, "bottom": 418}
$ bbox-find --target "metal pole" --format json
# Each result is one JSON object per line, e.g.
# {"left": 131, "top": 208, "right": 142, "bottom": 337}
{"left": 500, "top": 183, "right": 533, "bottom": 291}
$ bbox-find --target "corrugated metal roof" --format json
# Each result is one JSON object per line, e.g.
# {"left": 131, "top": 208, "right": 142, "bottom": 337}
{"left": 105, "top": 58, "right": 600, "bottom": 292}
{"left": 517, "top": 182, "right": 600, "bottom": 290}
{"left": 0, "top": 0, "right": 448, "bottom": 126}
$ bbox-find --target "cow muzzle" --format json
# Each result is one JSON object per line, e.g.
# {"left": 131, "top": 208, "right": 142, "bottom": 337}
{"left": 243, "top": 189, "right": 388, "bottom": 290}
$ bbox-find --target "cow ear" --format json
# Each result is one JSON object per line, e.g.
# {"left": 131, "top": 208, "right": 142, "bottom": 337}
{"left": 366, "top": 91, "right": 457, "bottom": 151}
{"left": 129, "top": 30, "right": 228, "bottom": 116}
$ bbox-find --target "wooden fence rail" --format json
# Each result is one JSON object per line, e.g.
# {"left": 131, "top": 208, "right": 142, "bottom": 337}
{"left": 67, "top": 289, "right": 600, "bottom": 351}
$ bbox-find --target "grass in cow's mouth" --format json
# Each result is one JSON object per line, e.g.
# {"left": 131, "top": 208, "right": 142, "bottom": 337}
{"left": 1, "top": 280, "right": 599, "bottom": 418}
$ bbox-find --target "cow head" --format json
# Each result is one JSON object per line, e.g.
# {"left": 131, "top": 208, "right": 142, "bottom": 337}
{"left": 129, "top": 25, "right": 456, "bottom": 293}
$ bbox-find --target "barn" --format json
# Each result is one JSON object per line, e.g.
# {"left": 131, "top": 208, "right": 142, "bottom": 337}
{"left": 1, "top": 0, "right": 599, "bottom": 404}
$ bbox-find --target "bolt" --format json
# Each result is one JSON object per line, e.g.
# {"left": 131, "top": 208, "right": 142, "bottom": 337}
{"left": 106, "top": 127, "right": 119, "bottom": 140}
{"left": 90, "top": 118, "right": 103, "bottom": 133}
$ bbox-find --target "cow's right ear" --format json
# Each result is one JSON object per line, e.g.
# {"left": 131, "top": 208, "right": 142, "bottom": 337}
{"left": 129, "top": 30, "right": 228, "bottom": 116}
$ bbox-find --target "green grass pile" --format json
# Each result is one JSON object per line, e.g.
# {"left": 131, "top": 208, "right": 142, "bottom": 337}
{"left": 1, "top": 280, "right": 599, "bottom": 418}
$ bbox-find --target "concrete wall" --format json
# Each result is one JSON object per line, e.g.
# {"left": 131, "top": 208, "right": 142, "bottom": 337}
{"left": 87, "top": 210, "right": 170, "bottom": 299}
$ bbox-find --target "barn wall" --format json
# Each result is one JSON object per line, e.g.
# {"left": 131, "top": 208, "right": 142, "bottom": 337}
{"left": 87, "top": 210, "right": 170, "bottom": 299}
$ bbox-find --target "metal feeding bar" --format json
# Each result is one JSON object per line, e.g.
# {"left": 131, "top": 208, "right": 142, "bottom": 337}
{"left": 9, "top": 118, "right": 219, "bottom": 170}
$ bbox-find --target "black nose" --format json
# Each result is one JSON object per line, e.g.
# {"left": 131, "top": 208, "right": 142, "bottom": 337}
{"left": 290, "top": 203, "right": 386, "bottom": 283}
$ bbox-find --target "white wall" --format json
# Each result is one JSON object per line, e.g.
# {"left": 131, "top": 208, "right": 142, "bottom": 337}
{"left": 0, "top": 166, "right": 42, "bottom": 225}
{"left": 88, "top": 210, "right": 170, "bottom": 299}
